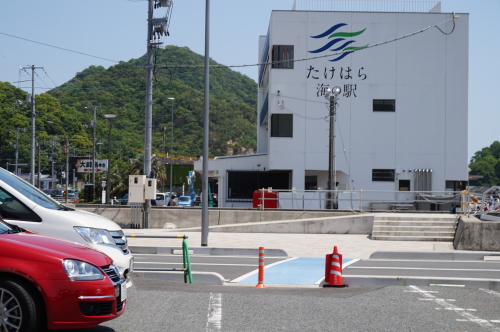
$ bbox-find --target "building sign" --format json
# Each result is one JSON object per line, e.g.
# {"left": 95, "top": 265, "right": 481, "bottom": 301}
{"left": 308, "top": 23, "right": 368, "bottom": 61}
{"left": 308, "top": 23, "right": 369, "bottom": 99}
{"left": 76, "top": 159, "right": 108, "bottom": 173}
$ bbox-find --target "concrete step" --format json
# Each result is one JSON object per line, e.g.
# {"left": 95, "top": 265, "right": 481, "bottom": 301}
{"left": 372, "top": 230, "right": 455, "bottom": 237}
{"left": 373, "top": 221, "right": 457, "bottom": 227}
{"left": 374, "top": 216, "right": 457, "bottom": 221}
{"left": 371, "top": 235, "right": 454, "bottom": 242}
{"left": 373, "top": 226, "right": 456, "bottom": 232}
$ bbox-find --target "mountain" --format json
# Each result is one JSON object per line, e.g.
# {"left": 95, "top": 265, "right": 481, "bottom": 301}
{"left": 0, "top": 45, "right": 258, "bottom": 171}
{"left": 49, "top": 45, "right": 258, "bottom": 158}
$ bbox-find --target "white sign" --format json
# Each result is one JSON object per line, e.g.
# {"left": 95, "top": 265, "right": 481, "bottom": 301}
{"left": 76, "top": 159, "right": 108, "bottom": 173}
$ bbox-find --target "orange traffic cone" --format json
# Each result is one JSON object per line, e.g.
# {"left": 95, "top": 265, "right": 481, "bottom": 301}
{"left": 323, "top": 246, "right": 347, "bottom": 288}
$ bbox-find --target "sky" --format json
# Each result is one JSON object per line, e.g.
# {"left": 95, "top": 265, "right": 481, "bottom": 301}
{"left": 1, "top": 0, "right": 499, "bottom": 160}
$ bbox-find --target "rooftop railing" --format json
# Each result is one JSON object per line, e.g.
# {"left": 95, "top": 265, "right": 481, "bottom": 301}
{"left": 292, "top": 0, "right": 441, "bottom": 13}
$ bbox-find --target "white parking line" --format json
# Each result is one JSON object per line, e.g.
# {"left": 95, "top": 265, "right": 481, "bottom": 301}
{"left": 206, "top": 293, "right": 222, "bottom": 331}
{"left": 135, "top": 262, "right": 257, "bottom": 267}
{"left": 314, "top": 259, "right": 360, "bottom": 285}
{"left": 479, "top": 288, "right": 500, "bottom": 298}
{"left": 348, "top": 266, "right": 500, "bottom": 272}
{"left": 409, "top": 285, "right": 500, "bottom": 331}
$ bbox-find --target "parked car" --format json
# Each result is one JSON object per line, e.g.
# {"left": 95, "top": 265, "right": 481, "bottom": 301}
{"left": 51, "top": 189, "right": 64, "bottom": 198}
{"left": 0, "top": 167, "right": 134, "bottom": 286}
{"left": 0, "top": 217, "right": 126, "bottom": 330}
{"left": 121, "top": 194, "right": 129, "bottom": 205}
{"left": 178, "top": 195, "right": 192, "bottom": 207}
{"left": 42, "top": 189, "right": 52, "bottom": 196}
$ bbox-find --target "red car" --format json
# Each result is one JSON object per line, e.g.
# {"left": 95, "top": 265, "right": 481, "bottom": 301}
{"left": 0, "top": 218, "right": 126, "bottom": 331}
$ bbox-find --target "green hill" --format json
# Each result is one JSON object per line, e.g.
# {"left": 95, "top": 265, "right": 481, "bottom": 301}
{"left": 0, "top": 45, "right": 258, "bottom": 171}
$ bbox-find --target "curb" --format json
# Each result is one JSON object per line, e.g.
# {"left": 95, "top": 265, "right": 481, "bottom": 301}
{"left": 131, "top": 270, "right": 225, "bottom": 285}
{"left": 129, "top": 246, "right": 289, "bottom": 257}
{"left": 369, "top": 251, "right": 500, "bottom": 261}
{"left": 336, "top": 276, "right": 500, "bottom": 290}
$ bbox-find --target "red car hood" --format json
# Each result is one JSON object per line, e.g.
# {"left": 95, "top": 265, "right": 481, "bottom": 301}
{"left": 0, "top": 231, "right": 113, "bottom": 267}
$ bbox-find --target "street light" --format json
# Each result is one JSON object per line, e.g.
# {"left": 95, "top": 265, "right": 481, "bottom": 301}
{"left": 104, "top": 114, "right": 117, "bottom": 204}
{"left": 167, "top": 98, "right": 174, "bottom": 196}
{"left": 47, "top": 121, "right": 69, "bottom": 204}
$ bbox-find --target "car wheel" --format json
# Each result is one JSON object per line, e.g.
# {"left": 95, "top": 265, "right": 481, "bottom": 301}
{"left": 0, "top": 279, "right": 43, "bottom": 332}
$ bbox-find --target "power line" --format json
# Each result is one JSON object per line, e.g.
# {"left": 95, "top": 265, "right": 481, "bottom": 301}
{"left": 0, "top": 32, "right": 120, "bottom": 63}
{"left": 0, "top": 14, "right": 456, "bottom": 71}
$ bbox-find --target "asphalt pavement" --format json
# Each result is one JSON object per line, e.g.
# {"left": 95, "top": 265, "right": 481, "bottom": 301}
{"left": 125, "top": 229, "right": 500, "bottom": 289}
{"left": 62, "top": 281, "right": 500, "bottom": 332}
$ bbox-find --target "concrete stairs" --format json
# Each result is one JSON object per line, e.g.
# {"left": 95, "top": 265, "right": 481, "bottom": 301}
{"left": 372, "top": 213, "right": 458, "bottom": 241}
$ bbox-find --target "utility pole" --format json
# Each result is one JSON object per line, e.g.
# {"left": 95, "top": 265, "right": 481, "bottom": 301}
{"left": 14, "top": 127, "right": 26, "bottom": 176}
{"left": 162, "top": 126, "right": 166, "bottom": 193}
{"left": 51, "top": 138, "right": 55, "bottom": 190}
{"left": 85, "top": 105, "right": 99, "bottom": 197}
{"left": 143, "top": 0, "right": 155, "bottom": 229}
{"left": 37, "top": 138, "right": 41, "bottom": 189}
{"left": 143, "top": 0, "right": 171, "bottom": 228}
{"left": 21, "top": 65, "right": 43, "bottom": 185}
{"left": 325, "top": 87, "right": 340, "bottom": 209}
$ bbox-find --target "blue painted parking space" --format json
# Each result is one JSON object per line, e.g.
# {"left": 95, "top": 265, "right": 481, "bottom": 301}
{"left": 235, "top": 257, "right": 354, "bottom": 285}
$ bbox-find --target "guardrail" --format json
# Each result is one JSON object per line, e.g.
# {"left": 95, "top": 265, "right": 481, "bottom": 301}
{"left": 126, "top": 235, "right": 193, "bottom": 284}
{"left": 255, "top": 188, "right": 462, "bottom": 212}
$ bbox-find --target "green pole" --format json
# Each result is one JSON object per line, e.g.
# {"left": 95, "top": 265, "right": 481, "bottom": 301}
{"left": 182, "top": 238, "right": 193, "bottom": 284}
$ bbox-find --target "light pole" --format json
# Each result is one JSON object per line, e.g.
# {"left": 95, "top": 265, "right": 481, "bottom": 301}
{"left": 325, "top": 87, "right": 341, "bottom": 209}
{"left": 167, "top": 97, "right": 174, "bottom": 196}
{"left": 47, "top": 121, "right": 69, "bottom": 204}
{"left": 104, "top": 114, "right": 117, "bottom": 204}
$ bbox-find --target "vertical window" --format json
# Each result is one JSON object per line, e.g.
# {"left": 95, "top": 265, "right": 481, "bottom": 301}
{"left": 372, "top": 169, "right": 395, "bottom": 182}
{"left": 272, "top": 45, "right": 294, "bottom": 69}
{"left": 271, "top": 114, "right": 293, "bottom": 137}
{"left": 399, "top": 180, "right": 410, "bottom": 191}
{"left": 373, "top": 100, "right": 396, "bottom": 112}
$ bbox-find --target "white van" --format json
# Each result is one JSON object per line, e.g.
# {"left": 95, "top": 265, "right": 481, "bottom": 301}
{"left": 155, "top": 192, "right": 177, "bottom": 206}
{"left": 0, "top": 167, "right": 134, "bottom": 286}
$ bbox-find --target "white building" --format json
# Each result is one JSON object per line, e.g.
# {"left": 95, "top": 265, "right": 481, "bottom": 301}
{"left": 195, "top": 1, "right": 469, "bottom": 209}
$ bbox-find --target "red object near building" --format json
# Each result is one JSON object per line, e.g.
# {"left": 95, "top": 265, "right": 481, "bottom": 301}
{"left": 252, "top": 190, "right": 279, "bottom": 209}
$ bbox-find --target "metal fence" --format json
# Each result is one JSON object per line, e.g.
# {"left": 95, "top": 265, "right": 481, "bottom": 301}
{"left": 292, "top": 0, "right": 441, "bottom": 13}
{"left": 255, "top": 188, "right": 461, "bottom": 212}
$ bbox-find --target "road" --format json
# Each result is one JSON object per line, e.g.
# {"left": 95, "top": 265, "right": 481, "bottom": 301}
{"left": 344, "top": 259, "right": 500, "bottom": 280}
{"left": 133, "top": 253, "right": 500, "bottom": 286}
{"left": 62, "top": 280, "right": 500, "bottom": 332}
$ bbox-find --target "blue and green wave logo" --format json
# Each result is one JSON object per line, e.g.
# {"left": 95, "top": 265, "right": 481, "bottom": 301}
{"left": 309, "top": 23, "right": 368, "bottom": 61}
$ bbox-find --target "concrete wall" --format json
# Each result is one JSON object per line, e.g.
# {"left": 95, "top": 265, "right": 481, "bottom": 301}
{"left": 75, "top": 205, "right": 359, "bottom": 230}
{"left": 454, "top": 218, "right": 500, "bottom": 251}
{"left": 203, "top": 214, "right": 374, "bottom": 234}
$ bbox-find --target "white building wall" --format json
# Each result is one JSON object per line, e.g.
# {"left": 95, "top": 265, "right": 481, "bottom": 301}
{"left": 196, "top": 9, "right": 469, "bottom": 208}
{"left": 262, "top": 10, "right": 468, "bottom": 194}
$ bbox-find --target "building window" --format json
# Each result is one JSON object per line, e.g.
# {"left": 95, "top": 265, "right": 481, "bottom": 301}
{"left": 373, "top": 100, "right": 395, "bottom": 112}
{"left": 445, "top": 181, "right": 466, "bottom": 192}
{"left": 399, "top": 180, "right": 410, "bottom": 191}
{"left": 227, "top": 170, "right": 291, "bottom": 201}
{"left": 271, "top": 114, "right": 293, "bottom": 137}
{"left": 272, "top": 45, "right": 294, "bottom": 69}
{"left": 372, "top": 169, "right": 395, "bottom": 182}
{"left": 305, "top": 176, "right": 317, "bottom": 190}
